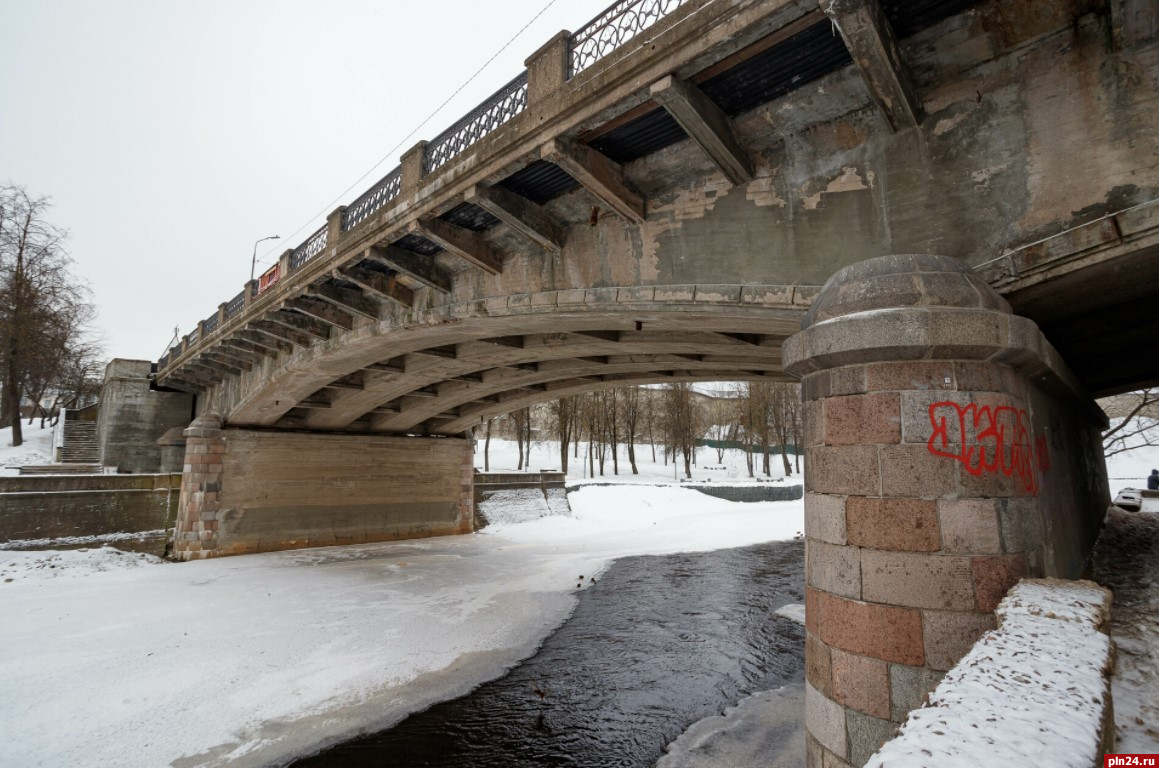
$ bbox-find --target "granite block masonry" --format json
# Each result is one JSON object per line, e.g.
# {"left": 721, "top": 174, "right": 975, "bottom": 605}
{"left": 783, "top": 254, "right": 1109, "bottom": 767}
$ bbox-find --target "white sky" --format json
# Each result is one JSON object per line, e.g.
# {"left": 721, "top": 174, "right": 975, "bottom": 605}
{"left": 0, "top": 0, "right": 614, "bottom": 361}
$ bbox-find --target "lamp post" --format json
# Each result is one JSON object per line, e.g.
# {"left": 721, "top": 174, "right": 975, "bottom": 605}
{"left": 250, "top": 235, "right": 281, "bottom": 282}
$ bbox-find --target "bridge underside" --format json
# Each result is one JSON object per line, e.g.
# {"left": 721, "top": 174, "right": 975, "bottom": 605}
{"left": 147, "top": 3, "right": 1159, "bottom": 762}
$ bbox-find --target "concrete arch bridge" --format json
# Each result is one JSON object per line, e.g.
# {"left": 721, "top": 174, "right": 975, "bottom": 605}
{"left": 110, "top": 0, "right": 1159, "bottom": 763}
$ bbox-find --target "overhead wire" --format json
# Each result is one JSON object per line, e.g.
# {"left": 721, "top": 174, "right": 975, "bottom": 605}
{"left": 253, "top": 0, "right": 562, "bottom": 271}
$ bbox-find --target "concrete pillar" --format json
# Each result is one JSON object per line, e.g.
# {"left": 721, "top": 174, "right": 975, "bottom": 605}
{"left": 525, "top": 30, "right": 571, "bottom": 108}
{"left": 401, "top": 140, "right": 429, "bottom": 195}
{"left": 171, "top": 415, "right": 225, "bottom": 561}
{"left": 171, "top": 426, "right": 475, "bottom": 560}
{"left": 782, "top": 255, "right": 1109, "bottom": 766}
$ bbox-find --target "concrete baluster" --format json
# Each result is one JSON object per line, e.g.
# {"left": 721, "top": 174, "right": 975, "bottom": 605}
{"left": 525, "top": 30, "right": 571, "bottom": 110}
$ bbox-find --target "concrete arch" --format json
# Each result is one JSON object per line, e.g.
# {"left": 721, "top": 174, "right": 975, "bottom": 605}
{"left": 204, "top": 284, "right": 812, "bottom": 434}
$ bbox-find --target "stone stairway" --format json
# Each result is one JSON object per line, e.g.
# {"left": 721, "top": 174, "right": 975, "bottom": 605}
{"left": 61, "top": 420, "right": 100, "bottom": 464}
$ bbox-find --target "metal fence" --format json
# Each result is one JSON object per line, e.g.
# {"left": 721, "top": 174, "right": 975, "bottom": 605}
{"left": 569, "top": 0, "right": 688, "bottom": 78}
{"left": 342, "top": 166, "right": 403, "bottom": 232}
{"left": 289, "top": 224, "right": 328, "bottom": 271}
{"left": 423, "top": 71, "right": 529, "bottom": 175}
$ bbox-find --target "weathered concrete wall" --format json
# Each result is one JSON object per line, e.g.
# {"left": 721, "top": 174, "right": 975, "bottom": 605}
{"left": 172, "top": 420, "right": 474, "bottom": 559}
{"left": 98, "top": 359, "right": 195, "bottom": 473}
{"left": 0, "top": 474, "right": 181, "bottom": 555}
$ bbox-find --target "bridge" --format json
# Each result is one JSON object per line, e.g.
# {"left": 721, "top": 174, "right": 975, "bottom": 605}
{"left": 125, "top": 0, "right": 1158, "bottom": 764}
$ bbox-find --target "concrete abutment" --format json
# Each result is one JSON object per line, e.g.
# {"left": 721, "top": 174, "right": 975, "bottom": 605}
{"left": 172, "top": 417, "right": 474, "bottom": 560}
{"left": 782, "top": 255, "right": 1110, "bottom": 767}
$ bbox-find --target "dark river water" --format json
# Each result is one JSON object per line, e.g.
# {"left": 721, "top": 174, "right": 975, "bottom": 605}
{"left": 292, "top": 540, "right": 805, "bottom": 768}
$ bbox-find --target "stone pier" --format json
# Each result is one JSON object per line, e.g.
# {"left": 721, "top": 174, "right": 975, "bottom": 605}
{"left": 172, "top": 416, "right": 474, "bottom": 560}
{"left": 782, "top": 255, "right": 1109, "bottom": 767}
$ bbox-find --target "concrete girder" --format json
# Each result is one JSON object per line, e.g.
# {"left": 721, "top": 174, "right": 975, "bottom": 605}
{"left": 285, "top": 297, "right": 355, "bottom": 332}
{"left": 220, "top": 337, "right": 275, "bottom": 360}
{"left": 412, "top": 217, "right": 503, "bottom": 275}
{"left": 649, "top": 74, "right": 753, "bottom": 185}
{"left": 198, "top": 353, "right": 246, "bottom": 375}
{"left": 540, "top": 139, "right": 646, "bottom": 224}
{"left": 264, "top": 310, "right": 332, "bottom": 340}
{"left": 821, "top": 0, "right": 920, "bottom": 132}
{"left": 309, "top": 281, "right": 383, "bottom": 320}
{"left": 236, "top": 329, "right": 294, "bottom": 355}
{"left": 248, "top": 319, "right": 317, "bottom": 348}
{"left": 364, "top": 244, "right": 453, "bottom": 294}
{"left": 336, "top": 264, "right": 415, "bottom": 309}
{"left": 284, "top": 328, "right": 788, "bottom": 431}
{"left": 220, "top": 303, "right": 807, "bottom": 429}
{"left": 368, "top": 355, "right": 782, "bottom": 432}
{"left": 433, "top": 370, "right": 789, "bottom": 434}
{"left": 465, "top": 183, "right": 565, "bottom": 254}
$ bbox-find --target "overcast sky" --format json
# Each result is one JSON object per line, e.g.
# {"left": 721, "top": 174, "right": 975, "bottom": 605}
{"left": 0, "top": 0, "right": 614, "bottom": 362}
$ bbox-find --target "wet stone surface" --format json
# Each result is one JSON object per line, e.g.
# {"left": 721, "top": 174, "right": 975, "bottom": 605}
{"left": 293, "top": 540, "right": 805, "bottom": 767}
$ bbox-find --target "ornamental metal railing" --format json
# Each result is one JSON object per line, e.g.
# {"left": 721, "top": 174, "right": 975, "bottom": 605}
{"left": 569, "top": 0, "right": 689, "bottom": 78}
{"left": 202, "top": 311, "right": 220, "bottom": 335}
{"left": 289, "top": 224, "right": 328, "bottom": 270}
{"left": 423, "top": 71, "right": 529, "bottom": 174}
{"left": 342, "top": 165, "right": 403, "bottom": 232}
{"left": 224, "top": 290, "right": 246, "bottom": 319}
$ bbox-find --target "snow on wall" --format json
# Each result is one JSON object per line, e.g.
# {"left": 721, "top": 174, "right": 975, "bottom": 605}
{"left": 866, "top": 579, "right": 1114, "bottom": 768}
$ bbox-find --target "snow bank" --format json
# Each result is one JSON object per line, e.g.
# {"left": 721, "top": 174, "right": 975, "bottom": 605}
{"left": 657, "top": 684, "right": 805, "bottom": 768}
{"left": 867, "top": 579, "right": 1114, "bottom": 768}
{"left": 0, "top": 422, "right": 55, "bottom": 476}
{"left": 0, "top": 545, "right": 166, "bottom": 584}
{"left": 477, "top": 487, "right": 571, "bottom": 528}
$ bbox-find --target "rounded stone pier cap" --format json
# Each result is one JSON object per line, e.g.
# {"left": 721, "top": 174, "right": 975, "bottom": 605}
{"left": 783, "top": 254, "right": 1100, "bottom": 423}
{"left": 183, "top": 414, "right": 224, "bottom": 439}
{"left": 801, "top": 254, "right": 1012, "bottom": 330}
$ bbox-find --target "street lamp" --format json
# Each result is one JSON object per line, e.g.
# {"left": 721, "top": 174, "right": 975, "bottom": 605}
{"left": 250, "top": 235, "right": 281, "bottom": 282}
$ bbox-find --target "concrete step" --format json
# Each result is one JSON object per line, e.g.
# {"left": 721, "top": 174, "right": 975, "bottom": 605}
{"left": 18, "top": 464, "right": 104, "bottom": 475}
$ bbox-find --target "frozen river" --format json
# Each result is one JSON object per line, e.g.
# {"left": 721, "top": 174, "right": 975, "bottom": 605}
{"left": 293, "top": 541, "right": 805, "bottom": 767}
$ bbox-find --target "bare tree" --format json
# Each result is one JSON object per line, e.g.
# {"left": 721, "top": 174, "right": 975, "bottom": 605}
{"left": 1103, "top": 388, "right": 1159, "bottom": 457}
{"left": 662, "top": 383, "right": 701, "bottom": 479}
{"left": 622, "top": 386, "right": 641, "bottom": 475}
{"left": 0, "top": 185, "right": 100, "bottom": 446}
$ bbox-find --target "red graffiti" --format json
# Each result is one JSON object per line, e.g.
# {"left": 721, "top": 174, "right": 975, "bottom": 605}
{"left": 927, "top": 401, "right": 1047, "bottom": 494}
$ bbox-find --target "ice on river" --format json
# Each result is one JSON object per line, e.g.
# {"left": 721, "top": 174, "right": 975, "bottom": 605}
{"left": 0, "top": 481, "right": 803, "bottom": 768}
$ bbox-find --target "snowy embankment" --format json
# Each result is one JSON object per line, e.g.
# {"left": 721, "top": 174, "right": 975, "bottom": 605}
{"left": 0, "top": 421, "right": 55, "bottom": 475}
{"left": 0, "top": 482, "right": 803, "bottom": 768}
{"left": 867, "top": 580, "right": 1115, "bottom": 767}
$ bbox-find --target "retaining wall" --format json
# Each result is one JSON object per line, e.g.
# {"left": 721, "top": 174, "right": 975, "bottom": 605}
{"left": 0, "top": 474, "right": 182, "bottom": 555}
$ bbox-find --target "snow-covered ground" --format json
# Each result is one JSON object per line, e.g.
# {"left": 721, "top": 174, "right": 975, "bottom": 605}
{"left": 476, "top": 437, "right": 801, "bottom": 484}
{"left": 0, "top": 477, "right": 804, "bottom": 767}
{"left": 0, "top": 421, "right": 55, "bottom": 475}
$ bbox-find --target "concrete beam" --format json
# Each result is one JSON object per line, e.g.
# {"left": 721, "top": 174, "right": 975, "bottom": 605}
{"left": 541, "top": 139, "right": 645, "bottom": 224}
{"left": 649, "top": 75, "right": 753, "bottom": 185}
{"left": 204, "top": 347, "right": 255, "bottom": 370}
{"left": 337, "top": 264, "right": 415, "bottom": 308}
{"left": 198, "top": 353, "right": 245, "bottom": 375}
{"left": 265, "top": 309, "right": 332, "bottom": 340}
{"left": 286, "top": 296, "right": 355, "bottom": 331}
{"left": 413, "top": 218, "right": 503, "bottom": 275}
{"left": 821, "top": 0, "right": 920, "bottom": 132}
{"left": 220, "top": 337, "right": 275, "bottom": 359}
{"left": 365, "top": 245, "right": 453, "bottom": 294}
{"left": 309, "top": 281, "right": 383, "bottom": 320}
{"left": 248, "top": 319, "right": 315, "bottom": 347}
{"left": 237, "top": 329, "right": 294, "bottom": 355}
{"left": 465, "top": 184, "right": 565, "bottom": 254}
